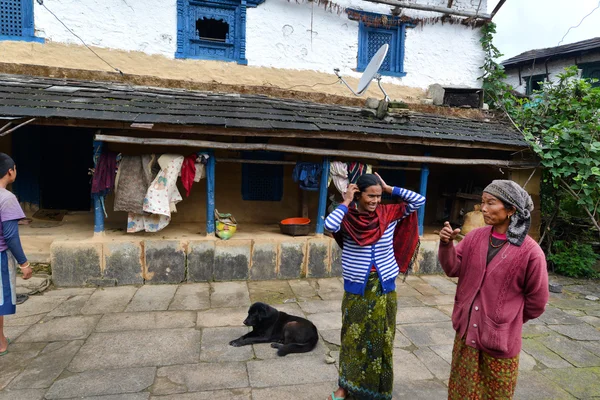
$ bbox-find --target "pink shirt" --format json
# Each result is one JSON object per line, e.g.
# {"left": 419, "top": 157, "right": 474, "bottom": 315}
{"left": 438, "top": 226, "right": 549, "bottom": 358}
{"left": 0, "top": 188, "right": 26, "bottom": 252}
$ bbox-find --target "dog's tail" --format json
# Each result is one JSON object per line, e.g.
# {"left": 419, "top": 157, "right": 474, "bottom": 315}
{"left": 276, "top": 335, "right": 319, "bottom": 357}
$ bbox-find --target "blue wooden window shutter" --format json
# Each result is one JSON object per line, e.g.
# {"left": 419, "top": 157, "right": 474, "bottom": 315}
{"left": 0, "top": 0, "right": 43, "bottom": 42}
{"left": 176, "top": 0, "right": 263, "bottom": 64}
{"left": 348, "top": 9, "right": 410, "bottom": 77}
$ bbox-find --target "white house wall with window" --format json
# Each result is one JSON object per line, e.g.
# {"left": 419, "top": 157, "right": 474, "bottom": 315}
{"left": 1, "top": 0, "right": 487, "bottom": 98}
{"left": 502, "top": 38, "right": 600, "bottom": 96}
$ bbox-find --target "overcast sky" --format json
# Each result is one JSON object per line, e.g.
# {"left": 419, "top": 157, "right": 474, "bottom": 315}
{"left": 489, "top": 0, "right": 600, "bottom": 61}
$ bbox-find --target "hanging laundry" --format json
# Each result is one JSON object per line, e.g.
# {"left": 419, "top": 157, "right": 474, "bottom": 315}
{"left": 127, "top": 154, "right": 184, "bottom": 233}
{"left": 180, "top": 154, "right": 197, "bottom": 197}
{"left": 91, "top": 151, "right": 118, "bottom": 196}
{"left": 293, "top": 162, "right": 322, "bottom": 191}
{"left": 114, "top": 155, "right": 156, "bottom": 214}
{"left": 346, "top": 162, "right": 372, "bottom": 184}
{"left": 194, "top": 153, "right": 210, "bottom": 182}
{"left": 328, "top": 161, "right": 349, "bottom": 196}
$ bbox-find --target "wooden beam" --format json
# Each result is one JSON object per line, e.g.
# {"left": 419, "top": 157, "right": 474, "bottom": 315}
{"left": 95, "top": 134, "right": 537, "bottom": 168}
{"left": 364, "top": 0, "right": 492, "bottom": 19}
{"left": 33, "top": 118, "right": 527, "bottom": 152}
{"left": 0, "top": 118, "right": 36, "bottom": 137}
{"left": 215, "top": 158, "right": 297, "bottom": 165}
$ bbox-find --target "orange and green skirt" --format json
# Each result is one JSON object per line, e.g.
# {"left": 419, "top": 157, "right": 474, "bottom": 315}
{"left": 448, "top": 333, "right": 520, "bottom": 400}
{"left": 339, "top": 272, "right": 396, "bottom": 400}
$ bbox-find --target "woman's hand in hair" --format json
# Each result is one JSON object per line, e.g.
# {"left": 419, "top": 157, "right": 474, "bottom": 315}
{"left": 343, "top": 184, "right": 359, "bottom": 206}
{"left": 374, "top": 172, "right": 392, "bottom": 195}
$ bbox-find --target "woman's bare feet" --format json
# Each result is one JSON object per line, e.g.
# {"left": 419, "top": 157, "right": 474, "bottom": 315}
{"left": 328, "top": 387, "right": 348, "bottom": 400}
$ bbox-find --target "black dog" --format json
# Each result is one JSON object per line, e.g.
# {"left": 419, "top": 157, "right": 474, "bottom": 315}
{"left": 229, "top": 302, "right": 319, "bottom": 356}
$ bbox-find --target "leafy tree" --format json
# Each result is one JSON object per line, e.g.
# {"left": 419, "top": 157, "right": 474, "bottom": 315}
{"left": 480, "top": 23, "right": 600, "bottom": 277}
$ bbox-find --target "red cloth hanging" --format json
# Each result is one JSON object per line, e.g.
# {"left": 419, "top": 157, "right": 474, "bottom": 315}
{"left": 181, "top": 154, "right": 197, "bottom": 197}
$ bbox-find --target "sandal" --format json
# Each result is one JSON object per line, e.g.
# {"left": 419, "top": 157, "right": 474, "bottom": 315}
{"left": 0, "top": 338, "right": 11, "bottom": 356}
{"left": 329, "top": 391, "right": 345, "bottom": 400}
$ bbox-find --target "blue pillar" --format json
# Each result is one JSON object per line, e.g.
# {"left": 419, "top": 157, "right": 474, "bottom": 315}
{"left": 418, "top": 154, "right": 430, "bottom": 236}
{"left": 316, "top": 157, "right": 331, "bottom": 235}
{"left": 205, "top": 150, "right": 216, "bottom": 235}
{"left": 92, "top": 141, "right": 105, "bottom": 234}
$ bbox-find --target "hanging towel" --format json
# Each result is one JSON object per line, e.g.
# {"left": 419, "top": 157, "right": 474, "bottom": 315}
{"left": 128, "top": 154, "right": 184, "bottom": 233}
{"left": 91, "top": 151, "right": 118, "bottom": 196}
{"left": 293, "top": 162, "right": 322, "bottom": 191}
{"left": 114, "top": 155, "right": 156, "bottom": 214}
{"left": 181, "top": 154, "right": 197, "bottom": 197}
{"left": 347, "top": 162, "right": 372, "bottom": 184}
{"left": 328, "top": 161, "right": 349, "bottom": 196}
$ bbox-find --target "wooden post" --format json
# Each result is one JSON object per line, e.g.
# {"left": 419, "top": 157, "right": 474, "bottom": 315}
{"left": 205, "top": 150, "right": 216, "bottom": 236}
{"left": 92, "top": 140, "right": 105, "bottom": 235}
{"left": 316, "top": 157, "right": 330, "bottom": 235}
{"left": 418, "top": 153, "right": 430, "bottom": 236}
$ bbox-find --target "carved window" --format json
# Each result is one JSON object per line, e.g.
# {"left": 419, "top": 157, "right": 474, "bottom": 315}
{"left": 176, "top": 0, "right": 264, "bottom": 65}
{"left": 358, "top": 23, "right": 407, "bottom": 77}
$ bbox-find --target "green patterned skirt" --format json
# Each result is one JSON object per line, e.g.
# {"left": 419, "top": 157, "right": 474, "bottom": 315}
{"left": 448, "top": 333, "right": 520, "bottom": 399}
{"left": 339, "top": 272, "right": 397, "bottom": 400}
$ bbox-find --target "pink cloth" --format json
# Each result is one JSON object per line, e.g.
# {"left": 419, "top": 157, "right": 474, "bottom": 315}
{"left": 438, "top": 226, "right": 549, "bottom": 358}
{"left": 491, "top": 231, "right": 507, "bottom": 240}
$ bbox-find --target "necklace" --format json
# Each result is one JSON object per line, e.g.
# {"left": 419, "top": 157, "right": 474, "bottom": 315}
{"left": 489, "top": 232, "right": 508, "bottom": 248}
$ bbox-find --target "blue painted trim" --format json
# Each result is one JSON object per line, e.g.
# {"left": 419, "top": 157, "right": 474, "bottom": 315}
{"left": 92, "top": 141, "right": 105, "bottom": 233}
{"left": 0, "top": 0, "right": 43, "bottom": 43}
{"left": 0, "top": 35, "right": 44, "bottom": 43}
{"left": 354, "top": 11, "right": 408, "bottom": 77}
{"left": 175, "top": 0, "right": 254, "bottom": 64}
{"left": 316, "top": 157, "right": 330, "bottom": 235}
{"left": 418, "top": 154, "right": 430, "bottom": 237}
{"left": 205, "top": 150, "right": 216, "bottom": 235}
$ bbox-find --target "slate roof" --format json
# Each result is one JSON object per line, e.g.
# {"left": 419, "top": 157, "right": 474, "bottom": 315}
{"left": 502, "top": 37, "right": 600, "bottom": 67}
{"left": 0, "top": 74, "right": 527, "bottom": 148}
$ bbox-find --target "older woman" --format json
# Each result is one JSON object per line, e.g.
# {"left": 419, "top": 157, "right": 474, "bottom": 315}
{"left": 438, "top": 180, "right": 549, "bottom": 399}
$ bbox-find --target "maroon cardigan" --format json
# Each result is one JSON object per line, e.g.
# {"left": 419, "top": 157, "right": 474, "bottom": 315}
{"left": 438, "top": 226, "right": 549, "bottom": 358}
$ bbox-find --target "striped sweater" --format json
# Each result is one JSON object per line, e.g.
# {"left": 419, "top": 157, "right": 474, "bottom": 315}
{"left": 324, "top": 187, "right": 425, "bottom": 295}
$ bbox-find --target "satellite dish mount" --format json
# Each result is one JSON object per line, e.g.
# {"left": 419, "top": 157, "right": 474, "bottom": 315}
{"left": 334, "top": 44, "right": 390, "bottom": 102}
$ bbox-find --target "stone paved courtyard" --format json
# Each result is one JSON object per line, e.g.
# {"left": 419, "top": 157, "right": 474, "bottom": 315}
{"left": 1, "top": 274, "right": 599, "bottom": 400}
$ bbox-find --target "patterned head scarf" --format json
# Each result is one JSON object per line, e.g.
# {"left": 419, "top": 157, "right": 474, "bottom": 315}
{"left": 483, "top": 180, "right": 534, "bottom": 246}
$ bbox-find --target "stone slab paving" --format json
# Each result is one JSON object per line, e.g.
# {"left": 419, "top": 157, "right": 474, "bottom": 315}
{"left": 80, "top": 286, "right": 139, "bottom": 315}
{"left": 168, "top": 283, "right": 210, "bottom": 311}
{"left": 68, "top": 328, "right": 200, "bottom": 372}
{"left": 1, "top": 274, "right": 600, "bottom": 399}
{"left": 125, "top": 285, "right": 178, "bottom": 312}
{"left": 211, "top": 282, "right": 251, "bottom": 308}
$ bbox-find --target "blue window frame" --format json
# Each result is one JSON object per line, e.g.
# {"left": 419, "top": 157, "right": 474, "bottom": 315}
{"left": 358, "top": 23, "right": 407, "bottom": 77}
{"left": 0, "top": 0, "right": 43, "bottom": 42}
{"left": 241, "top": 151, "right": 284, "bottom": 201}
{"left": 580, "top": 61, "right": 600, "bottom": 88}
{"left": 176, "top": 0, "right": 263, "bottom": 65}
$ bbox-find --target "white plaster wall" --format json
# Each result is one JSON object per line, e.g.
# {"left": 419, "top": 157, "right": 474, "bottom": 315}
{"left": 31, "top": 0, "right": 486, "bottom": 89}
{"left": 504, "top": 52, "right": 600, "bottom": 94}
{"left": 246, "top": 0, "right": 485, "bottom": 88}
{"left": 33, "top": 0, "right": 177, "bottom": 56}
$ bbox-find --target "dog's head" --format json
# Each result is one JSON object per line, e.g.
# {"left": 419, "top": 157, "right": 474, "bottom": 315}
{"left": 244, "top": 302, "right": 277, "bottom": 327}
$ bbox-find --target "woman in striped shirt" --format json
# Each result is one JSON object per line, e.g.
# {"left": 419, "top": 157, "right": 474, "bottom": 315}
{"left": 325, "top": 173, "right": 425, "bottom": 400}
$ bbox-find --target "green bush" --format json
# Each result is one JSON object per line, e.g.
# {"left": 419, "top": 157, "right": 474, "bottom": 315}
{"left": 548, "top": 240, "right": 599, "bottom": 278}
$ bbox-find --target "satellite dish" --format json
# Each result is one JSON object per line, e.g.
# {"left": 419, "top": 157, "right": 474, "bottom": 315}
{"left": 334, "top": 44, "right": 391, "bottom": 101}
{"left": 357, "top": 43, "right": 388, "bottom": 94}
